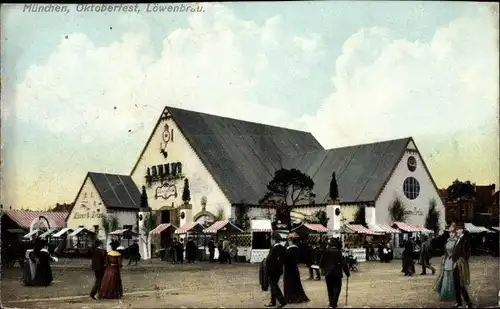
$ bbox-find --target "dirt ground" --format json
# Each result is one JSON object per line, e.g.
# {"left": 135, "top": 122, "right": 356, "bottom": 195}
{"left": 1, "top": 256, "right": 498, "bottom": 308}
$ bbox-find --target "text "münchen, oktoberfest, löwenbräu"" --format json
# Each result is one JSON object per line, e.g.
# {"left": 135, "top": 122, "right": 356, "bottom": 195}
{"left": 145, "top": 3, "right": 205, "bottom": 13}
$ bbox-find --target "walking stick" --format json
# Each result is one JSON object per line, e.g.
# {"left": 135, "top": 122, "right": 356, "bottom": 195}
{"left": 345, "top": 276, "right": 349, "bottom": 306}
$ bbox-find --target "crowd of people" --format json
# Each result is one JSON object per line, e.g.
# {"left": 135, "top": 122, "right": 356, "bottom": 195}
{"left": 259, "top": 233, "right": 350, "bottom": 308}
{"left": 18, "top": 220, "right": 475, "bottom": 308}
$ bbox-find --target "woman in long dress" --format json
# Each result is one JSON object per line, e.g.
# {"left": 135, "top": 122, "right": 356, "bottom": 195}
{"left": 22, "top": 248, "right": 37, "bottom": 286}
{"left": 283, "top": 234, "right": 309, "bottom": 304}
{"left": 402, "top": 240, "right": 415, "bottom": 276}
{"left": 434, "top": 223, "right": 457, "bottom": 301}
{"left": 34, "top": 242, "right": 55, "bottom": 286}
{"left": 99, "top": 241, "right": 123, "bottom": 299}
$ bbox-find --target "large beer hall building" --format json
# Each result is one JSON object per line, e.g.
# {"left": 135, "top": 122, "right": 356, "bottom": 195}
{"left": 124, "top": 106, "right": 446, "bottom": 232}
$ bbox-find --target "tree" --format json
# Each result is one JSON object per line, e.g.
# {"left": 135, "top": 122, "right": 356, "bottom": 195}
{"left": 140, "top": 186, "right": 150, "bottom": 210}
{"left": 259, "top": 168, "right": 315, "bottom": 229}
{"left": 352, "top": 207, "right": 366, "bottom": 225}
{"left": 389, "top": 198, "right": 411, "bottom": 222}
{"left": 447, "top": 179, "right": 476, "bottom": 200}
{"left": 142, "top": 211, "right": 157, "bottom": 257}
{"left": 304, "top": 210, "right": 328, "bottom": 227}
{"left": 329, "top": 172, "right": 339, "bottom": 202}
{"left": 425, "top": 198, "right": 440, "bottom": 234}
{"left": 101, "top": 215, "right": 120, "bottom": 247}
{"left": 182, "top": 178, "right": 191, "bottom": 204}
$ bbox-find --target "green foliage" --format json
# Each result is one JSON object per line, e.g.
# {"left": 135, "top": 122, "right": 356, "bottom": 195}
{"left": 182, "top": 178, "right": 191, "bottom": 204}
{"left": 389, "top": 198, "right": 411, "bottom": 222}
{"left": 109, "top": 216, "right": 120, "bottom": 232}
{"left": 140, "top": 186, "right": 150, "bottom": 210}
{"left": 215, "top": 208, "right": 225, "bottom": 221}
{"left": 303, "top": 210, "right": 328, "bottom": 227}
{"left": 352, "top": 207, "right": 366, "bottom": 225}
{"left": 447, "top": 179, "right": 476, "bottom": 200}
{"left": 260, "top": 168, "right": 315, "bottom": 227}
{"left": 425, "top": 198, "right": 440, "bottom": 234}
{"left": 101, "top": 216, "right": 110, "bottom": 235}
{"left": 142, "top": 212, "right": 158, "bottom": 235}
{"left": 329, "top": 172, "right": 339, "bottom": 202}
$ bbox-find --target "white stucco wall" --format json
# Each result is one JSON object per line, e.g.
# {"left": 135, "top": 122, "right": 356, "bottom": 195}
{"left": 67, "top": 176, "right": 138, "bottom": 240}
{"left": 375, "top": 144, "right": 446, "bottom": 231}
{"left": 130, "top": 108, "right": 232, "bottom": 222}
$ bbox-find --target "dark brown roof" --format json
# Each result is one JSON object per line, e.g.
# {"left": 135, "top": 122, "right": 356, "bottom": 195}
{"left": 283, "top": 138, "right": 411, "bottom": 204}
{"left": 167, "top": 107, "right": 323, "bottom": 204}
{"left": 86, "top": 172, "right": 141, "bottom": 209}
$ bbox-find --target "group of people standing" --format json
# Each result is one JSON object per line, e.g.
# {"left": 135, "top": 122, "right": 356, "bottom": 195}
{"left": 260, "top": 233, "right": 350, "bottom": 308}
{"left": 22, "top": 238, "right": 58, "bottom": 286}
{"left": 90, "top": 240, "right": 123, "bottom": 300}
{"left": 434, "top": 221, "right": 473, "bottom": 308}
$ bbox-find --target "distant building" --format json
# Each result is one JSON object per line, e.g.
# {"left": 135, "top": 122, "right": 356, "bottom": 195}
{"left": 440, "top": 184, "right": 498, "bottom": 227}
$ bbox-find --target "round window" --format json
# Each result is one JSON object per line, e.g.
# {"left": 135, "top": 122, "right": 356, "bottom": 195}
{"left": 403, "top": 177, "right": 420, "bottom": 200}
{"left": 180, "top": 211, "right": 185, "bottom": 219}
{"left": 335, "top": 208, "right": 341, "bottom": 216}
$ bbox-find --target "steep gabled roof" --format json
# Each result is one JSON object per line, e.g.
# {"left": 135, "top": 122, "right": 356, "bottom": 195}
{"left": 167, "top": 107, "right": 324, "bottom": 204}
{"left": 73, "top": 172, "right": 141, "bottom": 210}
{"left": 4, "top": 211, "right": 68, "bottom": 229}
{"left": 283, "top": 138, "right": 410, "bottom": 204}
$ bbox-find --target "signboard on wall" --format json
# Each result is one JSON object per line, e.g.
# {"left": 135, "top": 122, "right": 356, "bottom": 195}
{"left": 73, "top": 211, "right": 104, "bottom": 220}
{"left": 155, "top": 183, "right": 177, "bottom": 200}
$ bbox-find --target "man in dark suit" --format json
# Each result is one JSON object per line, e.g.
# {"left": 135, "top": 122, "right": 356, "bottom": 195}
{"left": 89, "top": 240, "right": 106, "bottom": 300}
{"left": 265, "top": 233, "right": 287, "bottom": 308}
{"left": 319, "top": 238, "right": 350, "bottom": 308}
{"left": 452, "top": 228, "right": 473, "bottom": 308}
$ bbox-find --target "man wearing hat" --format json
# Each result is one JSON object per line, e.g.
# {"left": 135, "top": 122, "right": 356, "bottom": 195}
{"left": 319, "top": 238, "right": 350, "bottom": 308}
{"left": 90, "top": 239, "right": 106, "bottom": 299}
{"left": 264, "top": 232, "right": 287, "bottom": 308}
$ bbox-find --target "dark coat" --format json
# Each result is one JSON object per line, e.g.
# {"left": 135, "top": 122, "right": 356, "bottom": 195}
{"left": 319, "top": 247, "right": 350, "bottom": 278}
{"left": 265, "top": 244, "right": 286, "bottom": 277}
{"left": 452, "top": 233, "right": 471, "bottom": 262}
{"left": 259, "top": 257, "right": 269, "bottom": 291}
{"left": 91, "top": 248, "right": 107, "bottom": 271}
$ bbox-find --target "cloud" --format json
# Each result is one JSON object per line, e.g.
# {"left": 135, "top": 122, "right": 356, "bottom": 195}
{"left": 302, "top": 8, "right": 499, "bottom": 148}
{"left": 10, "top": 4, "right": 325, "bottom": 144}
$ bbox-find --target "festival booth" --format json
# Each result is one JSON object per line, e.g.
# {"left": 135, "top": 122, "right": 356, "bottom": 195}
{"left": 203, "top": 220, "right": 245, "bottom": 262}
{"left": 23, "top": 229, "right": 42, "bottom": 240}
{"left": 368, "top": 223, "right": 401, "bottom": 250}
{"left": 391, "top": 222, "right": 430, "bottom": 259}
{"left": 65, "top": 228, "right": 96, "bottom": 258}
{"left": 51, "top": 227, "right": 73, "bottom": 248}
{"left": 174, "top": 222, "right": 205, "bottom": 260}
{"left": 291, "top": 223, "right": 329, "bottom": 242}
{"left": 38, "top": 228, "right": 59, "bottom": 241}
{"left": 250, "top": 219, "right": 272, "bottom": 263}
{"left": 148, "top": 223, "right": 177, "bottom": 260}
{"left": 341, "top": 224, "right": 382, "bottom": 262}
{"left": 109, "top": 229, "right": 138, "bottom": 250}
{"left": 464, "top": 223, "right": 494, "bottom": 255}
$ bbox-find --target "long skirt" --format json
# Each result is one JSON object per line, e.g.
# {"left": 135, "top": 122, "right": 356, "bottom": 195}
{"left": 283, "top": 267, "right": 309, "bottom": 304}
{"left": 434, "top": 269, "right": 455, "bottom": 301}
{"left": 402, "top": 256, "right": 415, "bottom": 275}
{"left": 99, "top": 266, "right": 123, "bottom": 299}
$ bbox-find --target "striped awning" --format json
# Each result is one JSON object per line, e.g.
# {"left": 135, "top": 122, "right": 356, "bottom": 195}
{"left": 203, "top": 220, "right": 244, "bottom": 233}
{"left": 490, "top": 227, "right": 500, "bottom": 232}
{"left": 416, "top": 226, "right": 433, "bottom": 233}
{"left": 69, "top": 227, "right": 95, "bottom": 237}
{"left": 53, "top": 227, "right": 72, "bottom": 237}
{"left": 23, "top": 229, "right": 40, "bottom": 238}
{"left": 392, "top": 222, "right": 422, "bottom": 233}
{"left": 109, "top": 229, "right": 134, "bottom": 235}
{"left": 174, "top": 222, "right": 204, "bottom": 234}
{"left": 150, "top": 223, "right": 177, "bottom": 235}
{"left": 464, "top": 223, "right": 494, "bottom": 234}
{"left": 368, "top": 223, "right": 401, "bottom": 234}
{"left": 250, "top": 219, "right": 272, "bottom": 232}
{"left": 292, "top": 223, "right": 329, "bottom": 233}
{"left": 39, "top": 228, "right": 58, "bottom": 238}
{"left": 343, "top": 224, "right": 380, "bottom": 235}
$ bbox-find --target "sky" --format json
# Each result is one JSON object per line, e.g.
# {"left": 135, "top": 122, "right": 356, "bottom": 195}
{"left": 1, "top": 2, "right": 499, "bottom": 210}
